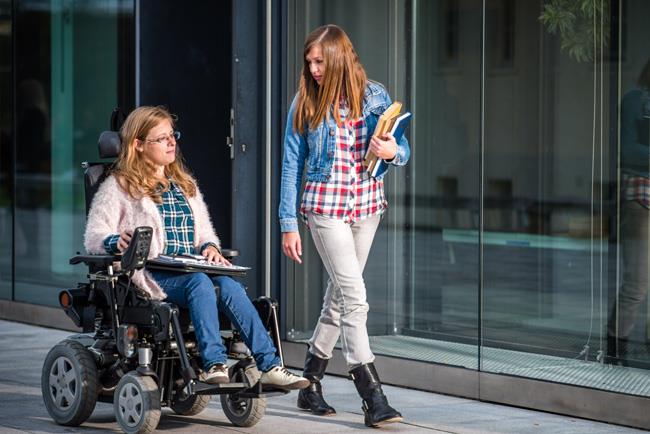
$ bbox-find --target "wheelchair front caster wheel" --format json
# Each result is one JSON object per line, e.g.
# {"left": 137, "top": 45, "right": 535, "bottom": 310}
{"left": 220, "top": 365, "right": 266, "bottom": 427}
{"left": 114, "top": 372, "right": 160, "bottom": 434}
{"left": 41, "top": 340, "right": 98, "bottom": 426}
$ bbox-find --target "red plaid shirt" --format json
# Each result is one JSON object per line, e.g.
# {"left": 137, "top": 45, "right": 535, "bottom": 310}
{"left": 622, "top": 174, "right": 650, "bottom": 208}
{"left": 300, "top": 110, "right": 387, "bottom": 225}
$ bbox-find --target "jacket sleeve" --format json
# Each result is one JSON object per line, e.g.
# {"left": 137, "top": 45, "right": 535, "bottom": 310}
{"left": 191, "top": 183, "right": 221, "bottom": 252}
{"left": 84, "top": 176, "right": 124, "bottom": 254}
{"left": 278, "top": 95, "right": 309, "bottom": 232}
{"left": 390, "top": 132, "right": 410, "bottom": 166}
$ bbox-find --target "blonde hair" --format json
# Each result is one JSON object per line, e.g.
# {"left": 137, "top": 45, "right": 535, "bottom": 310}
{"left": 113, "top": 106, "right": 196, "bottom": 202}
{"left": 293, "top": 24, "right": 367, "bottom": 134}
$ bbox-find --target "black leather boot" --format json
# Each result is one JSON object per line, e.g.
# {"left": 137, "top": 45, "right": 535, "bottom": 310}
{"left": 296, "top": 351, "right": 336, "bottom": 415}
{"left": 350, "top": 363, "right": 402, "bottom": 427}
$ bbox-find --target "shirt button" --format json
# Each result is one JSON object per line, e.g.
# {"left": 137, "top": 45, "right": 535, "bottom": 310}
{"left": 329, "top": 129, "right": 335, "bottom": 136}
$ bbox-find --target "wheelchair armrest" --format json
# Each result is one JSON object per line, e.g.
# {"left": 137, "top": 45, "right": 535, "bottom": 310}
{"left": 70, "top": 254, "right": 118, "bottom": 267}
{"left": 221, "top": 248, "right": 239, "bottom": 259}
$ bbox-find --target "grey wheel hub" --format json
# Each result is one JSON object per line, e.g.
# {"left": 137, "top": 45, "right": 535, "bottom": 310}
{"left": 48, "top": 356, "right": 77, "bottom": 410}
{"left": 117, "top": 383, "right": 143, "bottom": 427}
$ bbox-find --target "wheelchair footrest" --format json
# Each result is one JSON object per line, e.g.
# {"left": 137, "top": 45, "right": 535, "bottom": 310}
{"left": 234, "top": 382, "right": 291, "bottom": 398}
{"left": 236, "top": 387, "right": 290, "bottom": 399}
{"left": 260, "top": 384, "right": 292, "bottom": 395}
{"left": 193, "top": 381, "right": 248, "bottom": 395}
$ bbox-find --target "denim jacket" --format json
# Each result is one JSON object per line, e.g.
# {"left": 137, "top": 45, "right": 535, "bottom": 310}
{"left": 279, "top": 80, "right": 411, "bottom": 232}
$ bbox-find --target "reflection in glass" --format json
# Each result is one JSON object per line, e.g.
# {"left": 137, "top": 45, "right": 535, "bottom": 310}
{"left": 609, "top": 58, "right": 650, "bottom": 366}
{"left": 480, "top": 0, "right": 650, "bottom": 396}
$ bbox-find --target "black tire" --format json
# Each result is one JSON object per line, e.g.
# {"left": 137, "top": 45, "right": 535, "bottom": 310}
{"left": 170, "top": 392, "right": 211, "bottom": 416}
{"left": 41, "top": 340, "right": 99, "bottom": 426}
{"left": 113, "top": 372, "right": 161, "bottom": 434}
{"left": 220, "top": 366, "right": 266, "bottom": 427}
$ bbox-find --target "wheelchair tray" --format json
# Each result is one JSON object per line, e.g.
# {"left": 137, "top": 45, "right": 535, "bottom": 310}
{"left": 146, "top": 257, "right": 249, "bottom": 277}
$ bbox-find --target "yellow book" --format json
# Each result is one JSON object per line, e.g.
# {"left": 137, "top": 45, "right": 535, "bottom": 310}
{"left": 364, "top": 101, "right": 402, "bottom": 173}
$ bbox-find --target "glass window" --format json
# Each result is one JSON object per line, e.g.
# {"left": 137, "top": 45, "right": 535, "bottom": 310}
{"left": 283, "top": 0, "right": 481, "bottom": 369}
{"left": 482, "top": 0, "right": 603, "bottom": 383}
{"left": 480, "top": 0, "right": 650, "bottom": 396}
{"left": 283, "top": 0, "right": 404, "bottom": 349}
{"left": 408, "top": 0, "right": 481, "bottom": 368}
{"left": 282, "top": 0, "right": 650, "bottom": 399}
{"left": 614, "top": 0, "right": 650, "bottom": 374}
{"left": 14, "top": 0, "right": 133, "bottom": 306}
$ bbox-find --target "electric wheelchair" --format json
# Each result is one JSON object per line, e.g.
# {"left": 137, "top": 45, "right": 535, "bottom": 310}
{"left": 41, "top": 122, "right": 288, "bottom": 433}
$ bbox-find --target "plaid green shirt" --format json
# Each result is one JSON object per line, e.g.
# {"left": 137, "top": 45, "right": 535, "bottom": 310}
{"left": 157, "top": 182, "right": 196, "bottom": 255}
{"left": 103, "top": 182, "right": 216, "bottom": 256}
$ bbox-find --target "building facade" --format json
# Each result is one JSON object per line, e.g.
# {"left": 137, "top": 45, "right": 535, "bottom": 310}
{"left": 1, "top": 0, "right": 649, "bottom": 429}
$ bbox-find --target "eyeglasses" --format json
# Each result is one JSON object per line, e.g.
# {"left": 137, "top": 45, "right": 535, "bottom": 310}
{"left": 143, "top": 130, "right": 181, "bottom": 145}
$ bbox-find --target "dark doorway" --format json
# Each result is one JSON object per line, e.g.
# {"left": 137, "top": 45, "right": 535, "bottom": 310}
{"left": 139, "top": 0, "right": 233, "bottom": 246}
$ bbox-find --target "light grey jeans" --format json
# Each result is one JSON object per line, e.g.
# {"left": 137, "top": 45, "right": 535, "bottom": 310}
{"left": 609, "top": 201, "right": 650, "bottom": 338}
{"left": 306, "top": 212, "right": 381, "bottom": 368}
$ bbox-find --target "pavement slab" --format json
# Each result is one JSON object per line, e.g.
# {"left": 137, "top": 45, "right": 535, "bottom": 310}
{"left": 0, "top": 319, "right": 644, "bottom": 434}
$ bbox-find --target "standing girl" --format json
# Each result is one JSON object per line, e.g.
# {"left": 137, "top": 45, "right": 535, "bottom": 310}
{"left": 279, "top": 25, "right": 410, "bottom": 427}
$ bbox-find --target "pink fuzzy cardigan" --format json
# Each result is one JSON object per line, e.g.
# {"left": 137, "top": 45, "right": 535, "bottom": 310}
{"left": 84, "top": 175, "right": 221, "bottom": 300}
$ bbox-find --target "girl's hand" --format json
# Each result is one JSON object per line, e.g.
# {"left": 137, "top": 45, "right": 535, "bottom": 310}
{"left": 202, "top": 245, "right": 231, "bottom": 266}
{"left": 282, "top": 232, "right": 302, "bottom": 264}
{"left": 369, "top": 132, "right": 398, "bottom": 160}
{"left": 117, "top": 230, "right": 132, "bottom": 252}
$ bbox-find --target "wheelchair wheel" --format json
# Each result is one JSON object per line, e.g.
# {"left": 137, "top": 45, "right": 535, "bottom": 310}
{"left": 41, "top": 340, "right": 98, "bottom": 426}
{"left": 170, "top": 392, "right": 211, "bottom": 416}
{"left": 220, "top": 365, "right": 266, "bottom": 427}
{"left": 113, "top": 372, "right": 160, "bottom": 434}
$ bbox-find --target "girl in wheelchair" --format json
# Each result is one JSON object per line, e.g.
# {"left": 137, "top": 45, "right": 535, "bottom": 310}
{"left": 84, "top": 105, "right": 308, "bottom": 390}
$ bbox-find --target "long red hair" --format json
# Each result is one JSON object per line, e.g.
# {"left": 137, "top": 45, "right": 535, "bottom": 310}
{"left": 293, "top": 25, "right": 367, "bottom": 134}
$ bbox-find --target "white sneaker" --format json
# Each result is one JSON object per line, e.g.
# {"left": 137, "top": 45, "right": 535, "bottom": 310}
{"left": 260, "top": 366, "right": 310, "bottom": 390}
{"left": 203, "top": 364, "right": 229, "bottom": 384}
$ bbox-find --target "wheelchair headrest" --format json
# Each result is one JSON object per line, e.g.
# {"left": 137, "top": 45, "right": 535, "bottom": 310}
{"left": 98, "top": 131, "right": 122, "bottom": 159}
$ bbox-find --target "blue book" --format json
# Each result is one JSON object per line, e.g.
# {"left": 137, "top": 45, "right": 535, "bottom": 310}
{"left": 369, "top": 111, "right": 412, "bottom": 178}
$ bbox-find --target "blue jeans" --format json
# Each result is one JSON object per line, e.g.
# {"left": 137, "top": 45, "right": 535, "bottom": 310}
{"left": 150, "top": 271, "right": 280, "bottom": 372}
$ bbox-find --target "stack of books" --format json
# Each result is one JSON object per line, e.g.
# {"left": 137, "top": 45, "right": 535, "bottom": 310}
{"left": 363, "top": 101, "right": 412, "bottom": 177}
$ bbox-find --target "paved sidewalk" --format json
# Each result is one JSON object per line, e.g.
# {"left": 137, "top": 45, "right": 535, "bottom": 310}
{"left": 0, "top": 319, "right": 644, "bottom": 434}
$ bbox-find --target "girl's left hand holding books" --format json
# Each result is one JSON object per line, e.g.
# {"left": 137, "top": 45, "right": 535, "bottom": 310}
{"left": 369, "top": 132, "right": 397, "bottom": 160}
